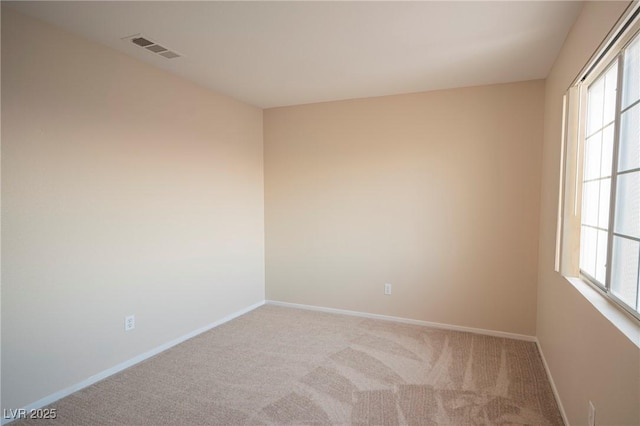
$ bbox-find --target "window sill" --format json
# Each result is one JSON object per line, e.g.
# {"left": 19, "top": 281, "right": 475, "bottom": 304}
{"left": 565, "top": 276, "right": 640, "bottom": 348}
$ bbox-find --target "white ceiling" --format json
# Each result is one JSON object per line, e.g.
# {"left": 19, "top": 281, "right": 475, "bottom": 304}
{"left": 8, "top": 1, "right": 584, "bottom": 108}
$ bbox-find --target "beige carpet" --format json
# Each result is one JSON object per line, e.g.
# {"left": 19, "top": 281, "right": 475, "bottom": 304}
{"left": 16, "top": 305, "right": 563, "bottom": 425}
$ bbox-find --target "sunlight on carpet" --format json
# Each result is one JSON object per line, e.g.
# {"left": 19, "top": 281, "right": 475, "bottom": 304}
{"left": 15, "top": 305, "right": 563, "bottom": 425}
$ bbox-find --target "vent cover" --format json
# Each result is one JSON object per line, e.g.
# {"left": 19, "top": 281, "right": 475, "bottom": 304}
{"left": 122, "top": 34, "right": 182, "bottom": 59}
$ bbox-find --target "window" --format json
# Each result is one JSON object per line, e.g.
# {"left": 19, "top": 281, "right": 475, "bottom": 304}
{"left": 559, "top": 7, "right": 640, "bottom": 321}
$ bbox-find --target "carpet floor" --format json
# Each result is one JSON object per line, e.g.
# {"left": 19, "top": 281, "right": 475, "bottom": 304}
{"left": 15, "top": 305, "right": 563, "bottom": 425}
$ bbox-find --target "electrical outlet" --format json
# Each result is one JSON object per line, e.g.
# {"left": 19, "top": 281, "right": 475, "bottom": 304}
{"left": 125, "top": 315, "right": 135, "bottom": 332}
{"left": 384, "top": 283, "right": 392, "bottom": 295}
{"left": 588, "top": 401, "right": 596, "bottom": 426}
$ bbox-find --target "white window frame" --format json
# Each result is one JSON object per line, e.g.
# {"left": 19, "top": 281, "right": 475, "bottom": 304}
{"left": 557, "top": 3, "right": 640, "bottom": 323}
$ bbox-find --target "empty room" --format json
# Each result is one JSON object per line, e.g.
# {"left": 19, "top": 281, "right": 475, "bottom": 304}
{"left": 1, "top": 1, "right": 639, "bottom": 425}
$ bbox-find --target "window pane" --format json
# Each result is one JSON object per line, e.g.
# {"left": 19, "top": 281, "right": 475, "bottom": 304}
{"left": 580, "top": 226, "right": 597, "bottom": 278}
{"left": 619, "top": 102, "right": 640, "bottom": 172}
{"left": 582, "top": 180, "right": 599, "bottom": 227}
{"left": 599, "top": 178, "right": 611, "bottom": 229}
{"left": 614, "top": 171, "right": 640, "bottom": 239}
{"left": 595, "top": 229, "right": 609, "bottom": 284}
{"left": 587, "top": 78, "right": 605, "bottom": 136}
{"left": 584, "top": 131, "right": 602, "bottom": 180}
{"left": 623, "top": 36, "right": 640, "bottom": 109}
{"left": 603, "top": 63, "right": 618, "bottom": 125}
{"left": 611, "top": 236, "right": 639, "bottom": 310}
{"left": 601, "top": 124, "right": 614, "bottom": 177}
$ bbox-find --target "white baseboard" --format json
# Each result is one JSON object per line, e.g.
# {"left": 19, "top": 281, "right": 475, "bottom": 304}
{"left": 535, "top": 339, "right": 570, "bottom": 426}
{"left": 266, "top": 300, "right": 537, "bottom": 342}
{"left": 1, "top": 300, "right": 265, "bottom": 426}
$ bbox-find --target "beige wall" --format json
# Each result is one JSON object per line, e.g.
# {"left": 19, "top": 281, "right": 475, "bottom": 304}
{"left": 537, "top": 1, "right": 640, "bottom": 425}
{"left": 1, "top": 8, "right": 264, "bottom": 410}
{"left": 265, "top": 81, "right": 545, "bottom": 336}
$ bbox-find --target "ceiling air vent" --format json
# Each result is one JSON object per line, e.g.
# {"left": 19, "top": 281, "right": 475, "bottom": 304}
{"left": 122, "top": 34, "right": 182, "bottom": 59}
